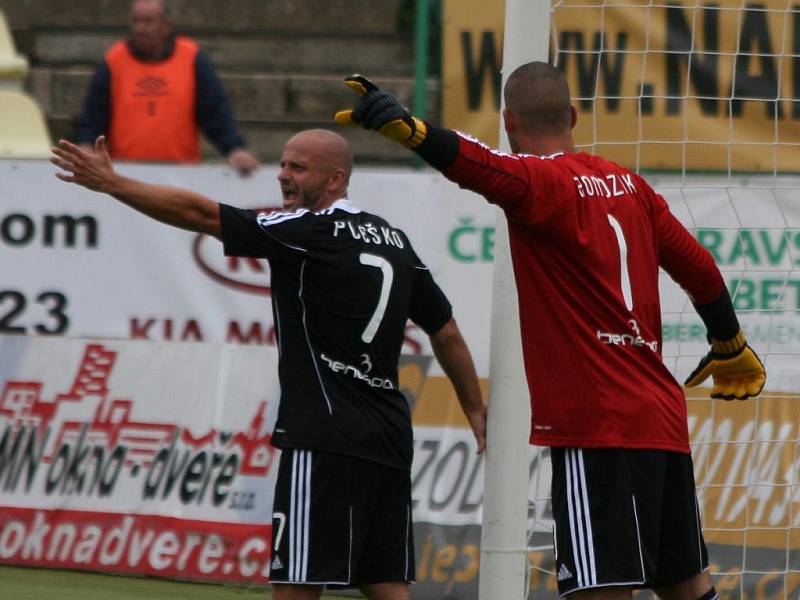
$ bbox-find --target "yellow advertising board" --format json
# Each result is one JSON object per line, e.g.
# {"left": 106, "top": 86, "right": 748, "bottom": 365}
{"left": 442, "top": 0, "right": 800, "bottom": 172}
{"left": 442, "top": 0, "right": 505, "bottom": 149}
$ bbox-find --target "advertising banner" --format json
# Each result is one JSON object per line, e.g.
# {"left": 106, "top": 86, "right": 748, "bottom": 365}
{"left": 2, "top": 160, "right": 800, "bottom": 597}
{"left": 442, "top": 0, "right": 800, "bottom": 172}
{"left": 0, "top": 160, "right": 497, "bottom": 376}
{"left": 0, "top": 336, "right": 280, "bottom": 583}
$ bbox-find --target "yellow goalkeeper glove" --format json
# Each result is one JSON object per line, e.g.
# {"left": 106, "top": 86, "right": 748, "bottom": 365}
{"left": 334, "top": 74, "right": 427, "bottom": 149}
{"left": 684, "top": 329, "right": 766, "bottom": 400}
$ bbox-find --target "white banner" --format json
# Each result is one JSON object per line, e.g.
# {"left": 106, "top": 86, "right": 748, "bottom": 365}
{"left": 4, "top": 161, "right": 799, "bottom": 381}
{"left": 1, "top": 160, "right": 496, "bottom": 377}
{"left": 0, "top": 335, "right": 279, "bottom": 582}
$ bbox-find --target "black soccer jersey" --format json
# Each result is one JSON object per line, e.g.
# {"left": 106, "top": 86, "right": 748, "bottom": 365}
{"left": 219, "top": 199, "right": 452, "bottom": 470}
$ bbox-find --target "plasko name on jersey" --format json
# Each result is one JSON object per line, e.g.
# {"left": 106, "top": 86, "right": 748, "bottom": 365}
{"left": 332, "top": 220, "right": 405, "bottom": 248}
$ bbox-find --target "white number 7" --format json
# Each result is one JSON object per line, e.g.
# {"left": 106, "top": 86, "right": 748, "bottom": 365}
{"left": 272, "top": 512, "right": 286, "bottom": 552}
{"left": 359, "top": 253, "right": 394, "bottom": 343}
{"left": 607, "top": 215, "right": 633, "bottom": 311}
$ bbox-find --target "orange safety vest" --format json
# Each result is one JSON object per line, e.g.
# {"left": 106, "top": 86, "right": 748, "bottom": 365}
{"left": 106, "top": 36, "right": 200, "bottom": 162}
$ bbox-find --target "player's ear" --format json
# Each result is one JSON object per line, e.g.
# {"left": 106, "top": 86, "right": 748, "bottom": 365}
{"left": 328, "top": 167, "right": 347, "bottom": 192}
{"left": 503, "top": 108, "right": 515, "bottom": 134}
{"left": 570, "top": 105, "right": 577, "bottom": 130}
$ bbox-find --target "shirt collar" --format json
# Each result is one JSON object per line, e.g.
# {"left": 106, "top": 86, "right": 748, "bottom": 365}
{"left": 323, "top": 198, "right": 361, "bottom": 215}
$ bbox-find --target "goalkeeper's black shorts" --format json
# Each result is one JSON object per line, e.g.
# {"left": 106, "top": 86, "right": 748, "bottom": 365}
{"left": 550, "top": 447, "right": 708, "bottom": 596}
{"left": 268, "top": 448, "right": 414, "bottom": 588}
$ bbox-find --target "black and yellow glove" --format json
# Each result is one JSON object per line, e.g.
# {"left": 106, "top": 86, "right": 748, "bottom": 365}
{"left": 684, "top": 329, "right": 766, "bottom": 400}
{"left": 334, "top": 74, "right": 427, "bottom": 149}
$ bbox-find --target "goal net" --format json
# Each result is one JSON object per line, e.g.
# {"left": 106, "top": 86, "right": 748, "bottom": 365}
{"left": 518, "top": 1, "right": 800, "bottom": 598}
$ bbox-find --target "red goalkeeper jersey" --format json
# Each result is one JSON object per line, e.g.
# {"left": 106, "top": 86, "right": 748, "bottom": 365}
{"left": 443, "top": 133, "right": 725, "bottom": 453}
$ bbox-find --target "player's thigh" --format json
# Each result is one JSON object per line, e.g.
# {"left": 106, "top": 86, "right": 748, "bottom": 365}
{"left": 630, "top": 450, "right": 709, "bottom": 588}
{"left": 359, "top": 581, "right": 411, "bottom": 600}
{"left": 269, "top": 449, "right": 354, "bottom": 585}
{"left": 654, "top": 571, "right": 713, "bottom": 600}
{"left": 355, "top": 462, "right": 415, "bottom": 585}
{"left": 550, "top": 447, "right": 647, "bottom": 596}
{"left": 271, "top": 583, "right": 324, "bottom": 600}
{"left": 551, "top": 447, "right": 709, "bottom": 596}
{"left": 568, "top": 587, "right": 633, "bottom": 600}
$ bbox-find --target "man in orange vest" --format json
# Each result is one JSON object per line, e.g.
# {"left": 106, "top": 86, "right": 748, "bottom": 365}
{"left": 77, "top": 0, "right": 258, "bottom": 176}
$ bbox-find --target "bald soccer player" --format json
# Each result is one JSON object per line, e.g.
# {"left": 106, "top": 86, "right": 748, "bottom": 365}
{"left": 52, "top": 129, "right": 487, "bottom": 600}
{"left": 336, "top": 65, "right": 765, "bottom": 600}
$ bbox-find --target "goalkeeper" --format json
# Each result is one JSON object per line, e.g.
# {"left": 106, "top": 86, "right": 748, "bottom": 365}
{"left": 336, "top": 64, "right": 765, "bottom": 600}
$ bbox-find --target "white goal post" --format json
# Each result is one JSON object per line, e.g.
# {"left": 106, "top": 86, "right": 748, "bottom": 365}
{"left": 478, "top": 1, "right": 551, "bottom": 599}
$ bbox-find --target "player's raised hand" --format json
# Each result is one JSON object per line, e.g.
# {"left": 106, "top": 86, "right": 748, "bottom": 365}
{"left": 51, "top": 136, "right": 120, "bottom": 193}
{"left": 334, "top": 74, "right": 427, "bottom": 149}
{"left": 684, "top": 330, "right": 766, "bottom": 400}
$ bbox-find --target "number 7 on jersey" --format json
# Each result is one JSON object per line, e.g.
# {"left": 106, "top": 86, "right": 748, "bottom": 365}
{"left": 359, "top": 253, "right": 394, "bottom": 343}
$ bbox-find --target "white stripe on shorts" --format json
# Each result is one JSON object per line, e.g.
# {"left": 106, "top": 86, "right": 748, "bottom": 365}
{"left": 289, "top": 450, "right": 312, "bottom": 582}
{"left": 565, "top": 448, "right": 597, "bottom": 588}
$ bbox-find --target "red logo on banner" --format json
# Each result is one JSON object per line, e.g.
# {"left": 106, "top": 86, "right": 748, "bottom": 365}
{"left": 0, "top": 343, "right": 276, "bottom": 475}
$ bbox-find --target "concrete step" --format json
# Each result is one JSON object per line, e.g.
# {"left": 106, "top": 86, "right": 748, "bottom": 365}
{"left": 46, "top": 113, "right": 419, "bottom": 166}
{"left": 14, "top": 0, "right": 408, "bottom": 35}
{"left": 30, "top": 31, "right": 415, "bottom": 75}
{"left": 227, "top": 122, "right": 418, "bottom": 165}
{"left": 29, "top": 68, "right": 439, "bottom": 125}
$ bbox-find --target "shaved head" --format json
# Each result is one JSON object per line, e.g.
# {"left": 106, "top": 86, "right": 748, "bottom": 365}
{"left": 131, "top": 0, "right": 169, "bottom": 17}
{"left": 286, "top": 129, "right": 353, "bottom": 183}
{"left": 504, "top": 62, "right": 572, "bottom": 136}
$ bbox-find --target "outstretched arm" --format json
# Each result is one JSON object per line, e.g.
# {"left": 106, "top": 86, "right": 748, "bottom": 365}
{"left": 335, "top": 75, "right": 530, "bottom": 210}
{"left": 51, "top": 136, "right": 221, "bottom": 238}
{"left": 429, "top": 318, "right": 487, "bottom": 453}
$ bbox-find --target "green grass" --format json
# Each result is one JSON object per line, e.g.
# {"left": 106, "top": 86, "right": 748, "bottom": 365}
{"left": 0, "top": 565, "right": 351, "bottom": 600}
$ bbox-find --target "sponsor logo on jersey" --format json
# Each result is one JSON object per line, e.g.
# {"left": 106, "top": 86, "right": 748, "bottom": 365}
{"left": 557, "top": 563, "right": 573, "bottom": 581}
{"left": 134, "top": 76, "right": 169, "bottom": 96}
{"left": 320, "top": 353, "right": 395, "bottom": 389}
{"left": 597, "top": 319, "right": 658, "bottom": 352}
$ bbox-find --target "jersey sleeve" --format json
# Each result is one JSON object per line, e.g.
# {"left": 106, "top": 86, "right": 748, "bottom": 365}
{"left": 219, "top": 204, "right": 311, "bottom": 258}
{"left": 408, "top": 252, "right": 453, "bottom": 335}
{"left": 440, "top": 131, "right": 531, "bottom": 211}
{"left": 434, "top": 130, "right": 570, "bottom": 227}
{"left": 652, "top": 190, "right": 726, "bottom": 305}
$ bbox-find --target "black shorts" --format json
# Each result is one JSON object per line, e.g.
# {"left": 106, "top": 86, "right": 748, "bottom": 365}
{"left": 268, "top": 448, "right": 414, "bottom": 587}
{"left": 550, "top": 447, "right": 708, "bottom": 597}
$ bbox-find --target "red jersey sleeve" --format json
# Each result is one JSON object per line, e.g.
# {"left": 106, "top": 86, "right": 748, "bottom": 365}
{"left": 442, "top": 132, "right": 574, "bottom": 227}
{"left": 649, "top": 187, "right": 725, "bottom": 305}
{"left": 442, "top": 132, "right": 530, "bottom": 207}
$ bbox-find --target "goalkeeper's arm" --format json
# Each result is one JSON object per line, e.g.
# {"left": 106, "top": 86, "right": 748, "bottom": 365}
{"left": 684, "top": 287, "right": 766, "bottom": 400}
